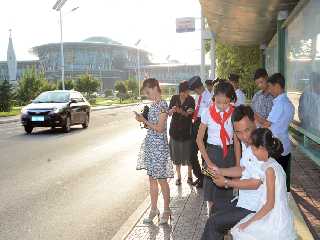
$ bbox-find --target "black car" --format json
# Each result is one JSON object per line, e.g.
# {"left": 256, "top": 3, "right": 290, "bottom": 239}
{"left": 21, "top": 90, "right": 91, "bottom": 134}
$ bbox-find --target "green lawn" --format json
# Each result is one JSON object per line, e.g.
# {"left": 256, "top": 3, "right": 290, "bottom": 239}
{"left": 0, "top": 107, "right": 22, "bottom": 117}
{"left": 92, "top": 97, "right": 140, "bottom": 106}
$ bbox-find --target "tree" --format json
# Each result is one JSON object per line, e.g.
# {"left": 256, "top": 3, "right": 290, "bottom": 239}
{"left": 74, "top": 74, "right": 100, "bottom": 98}
{"left": 125, "top": 78, "right": 139, "bottom": 97}
{"left": 206, "top": 41, "right": 261, "bottom": 99}
{"left": 104, "top": 89, "right": 113, "bottom": 97}
{"left": 0, "top": 79, "right": 13, "bottom": 112}
{"left": 114, "top": 80, "right": 127, "bottom": 102}
{"left": 58, "top": 79, "right": 74, "bottom": 90}
{"left": 15, "top": 67, "right": 55, "bottom": 105}
{"left": 161, "top": 86, "right": 176, "bottom": 96}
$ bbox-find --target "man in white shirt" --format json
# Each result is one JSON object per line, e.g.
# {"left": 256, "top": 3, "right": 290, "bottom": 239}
{"left": 201, "top": 105, "right": 264, "bottom": 240}
{"left": 255, "top": 73, "right": 294, "bottom": 192}
{"left": 188, "top": 76, "right": 212, "bottom": 188}
{"left": 229, "top": 74, "right": 246, "bottom": 106}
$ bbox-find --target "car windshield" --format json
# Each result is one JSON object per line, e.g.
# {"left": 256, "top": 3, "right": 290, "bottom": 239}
{"left": 33, "top": 92, "right": 70, "bottom": 103}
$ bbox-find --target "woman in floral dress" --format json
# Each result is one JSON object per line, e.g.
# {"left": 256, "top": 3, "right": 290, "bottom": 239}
{"left": 135, "top": 78, "right": 174, "bottom": 225}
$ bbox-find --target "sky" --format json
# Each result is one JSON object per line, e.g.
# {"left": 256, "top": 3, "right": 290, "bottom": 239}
{"left": 0, "top": 0, "right": 204, "bottom": 64}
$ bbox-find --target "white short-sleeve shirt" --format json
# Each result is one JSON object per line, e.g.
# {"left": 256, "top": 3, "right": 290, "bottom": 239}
{"left": 235, "top": 89, "right": 246, "bottom": 106}
{"left": 201, "top": 105, "right": 234, "bottom": 146}
{"left": 236, "top": 147, "right": 264, "bottom": 212}
{"left": 195, "top": 89, "right": 212, "bottom": 118}
{"left": 267, "top": 93, "right": 295, "bottom": 156}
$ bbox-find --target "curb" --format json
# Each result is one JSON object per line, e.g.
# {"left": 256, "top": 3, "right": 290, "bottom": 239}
{"left": 0, "top": 103, "right": 140, "bottom": 125}
{"left": 111, "top": 197, "right": 151, "bottom": 240}
{"left": 111, "top": 178, "right": 173, "bottom": 240}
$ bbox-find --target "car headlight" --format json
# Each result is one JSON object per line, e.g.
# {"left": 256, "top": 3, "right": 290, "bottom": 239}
{"left": 21, "top": 108, "right": 28, "bottom": 114}
{"left": 52, "top": 107, "right": 64, "bottom": 114}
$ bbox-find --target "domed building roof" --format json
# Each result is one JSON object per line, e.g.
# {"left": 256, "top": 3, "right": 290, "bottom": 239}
{"left": 83, "top": 36, "right": 122, "bottom": 45}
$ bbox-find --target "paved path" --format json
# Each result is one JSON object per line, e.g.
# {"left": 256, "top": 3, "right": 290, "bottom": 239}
{"left": 119, "top": 144, "right": 319, "bottom": 240}
{"left": 0, "top": 105, "right": 150, "bottom": 240}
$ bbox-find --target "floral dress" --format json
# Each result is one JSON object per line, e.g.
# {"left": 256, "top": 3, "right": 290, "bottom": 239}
{"left": 137, "top": 100, "right": 174, "bottom": 179}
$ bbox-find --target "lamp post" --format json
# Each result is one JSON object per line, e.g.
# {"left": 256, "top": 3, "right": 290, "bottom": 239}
{"left": 134, "top": 39, "right": 142, "bottom": 99}
{"left": 53, "top": 0, "right": 78, "bottom": 90}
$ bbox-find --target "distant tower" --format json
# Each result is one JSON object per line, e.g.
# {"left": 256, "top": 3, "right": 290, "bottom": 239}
{"left": 7, "top": 29, "right": 17, "bottom": 81}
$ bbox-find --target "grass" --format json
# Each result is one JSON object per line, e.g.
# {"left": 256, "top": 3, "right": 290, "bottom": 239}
{"left": 92, "top": 97, "right": 140, "bottom": 106}
{"left": 0, "top": 107, "right": 22, "bottom": 117}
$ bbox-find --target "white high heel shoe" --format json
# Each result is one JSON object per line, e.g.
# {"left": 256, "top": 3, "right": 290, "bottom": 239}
{"left": 143, "top": 208, "right": 160, "bottom": 224}
{"left": 159, "top": 208, "right": 172, "bottom": 225}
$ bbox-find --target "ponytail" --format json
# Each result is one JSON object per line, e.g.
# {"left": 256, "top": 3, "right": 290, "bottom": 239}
{"left": 251, "top": 128, "right": 283, "bottom": 159}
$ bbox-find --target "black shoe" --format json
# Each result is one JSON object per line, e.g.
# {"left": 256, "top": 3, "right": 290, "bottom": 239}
{"left": 187, "top": 177, "right": 193, "bottom": 185}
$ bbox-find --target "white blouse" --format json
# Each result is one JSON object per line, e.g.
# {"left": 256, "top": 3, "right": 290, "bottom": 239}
{"left": 201, "top": 105, "right": 234, "bottom": 146}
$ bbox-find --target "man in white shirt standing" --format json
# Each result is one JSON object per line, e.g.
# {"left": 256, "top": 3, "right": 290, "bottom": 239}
{"left": 255, "top": 73, "right": 294, "bottom": 192}
{"left": 229, "top": 74, "right": 246, "bottom": 106}
{"left": 188, "top": 76, "right": 212, "bottom": 188}
{"left": 201, "top": 105, "right": 263, "bottom": 240}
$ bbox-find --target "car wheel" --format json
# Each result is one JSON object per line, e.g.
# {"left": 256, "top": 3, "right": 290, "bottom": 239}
{"left": 24, "top": 125, "right": 33, "bottom": 134}
{"left": 63, "top": 115, "right": 71, "bottom": 133}
{"left": 82, "top": 114, "right": 89, "bottom": 129}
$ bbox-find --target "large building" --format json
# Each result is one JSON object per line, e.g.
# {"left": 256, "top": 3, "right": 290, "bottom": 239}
{"left": 0, "top": 36, "right": 208, "bottom": 90}
{"left": 136, "top": 63, "right": 210, "bottom": 86}
{"left": 31, "top": 37, "right": 151, "bottom": 89}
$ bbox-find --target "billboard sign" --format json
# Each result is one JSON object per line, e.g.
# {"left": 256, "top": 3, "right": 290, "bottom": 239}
{"left": 176, "top": 17, "right": 195, "bottom": 33}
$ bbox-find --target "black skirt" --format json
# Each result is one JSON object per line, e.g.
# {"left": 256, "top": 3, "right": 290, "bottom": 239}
{"left": 203, "top": 144, "right": 235, "bottom": 208}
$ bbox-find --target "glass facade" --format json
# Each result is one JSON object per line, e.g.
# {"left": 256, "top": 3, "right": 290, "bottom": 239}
{"left": 285, "top": 0, "right": 320, "bottom": 137}
{"left": 265, "top": 34, "right": 279, "bottom": 74}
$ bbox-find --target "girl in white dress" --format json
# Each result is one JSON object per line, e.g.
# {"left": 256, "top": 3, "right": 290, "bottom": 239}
{"left": 231, "top": 128, "right": 297, "bottom": 240}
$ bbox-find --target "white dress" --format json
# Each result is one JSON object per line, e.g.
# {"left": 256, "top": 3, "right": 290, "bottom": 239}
{"left": 231, "top": 158, "right": 297, "bottom": 240}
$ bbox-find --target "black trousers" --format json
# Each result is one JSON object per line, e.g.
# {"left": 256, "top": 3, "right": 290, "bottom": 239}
{"left": 190, "top": 118, "right": 207, "bottom": 181}
{"left": 201, "top": 202, "right": 254, "bottom": 240}
{"left": 275, "top": 153, "right": 291, "bottom": 192}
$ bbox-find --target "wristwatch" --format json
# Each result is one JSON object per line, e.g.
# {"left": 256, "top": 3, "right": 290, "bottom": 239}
{"left": 224, "top": 179, "right": 229, "bottom": 189}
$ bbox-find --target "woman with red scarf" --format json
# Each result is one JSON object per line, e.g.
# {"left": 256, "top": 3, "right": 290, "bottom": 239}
{"left": 196, "top": 80, "right": 238, "bottom": 213}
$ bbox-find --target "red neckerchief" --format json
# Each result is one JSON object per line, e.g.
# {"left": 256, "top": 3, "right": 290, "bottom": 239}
{"left": 209, "top": 103, "right": 234, "bottom": 158}
{"left": 193, "top": 95, "right": 202, "bottom": 122}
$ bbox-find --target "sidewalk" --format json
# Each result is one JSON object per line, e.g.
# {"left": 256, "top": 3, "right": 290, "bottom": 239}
{"left": 113, "top": 143, "right": 319, "bottom": 240}
{"left": 0, "top": 103, "right": 139, "bottom": 124}
{"left": 123, "top": 174, "right": 208, "bottom": 240}
{"left": 291, "top": 146, "right": 320, "bottom": 239}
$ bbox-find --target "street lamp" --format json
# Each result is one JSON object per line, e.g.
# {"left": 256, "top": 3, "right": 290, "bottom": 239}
{"left": 134, "top": 39, "right": 142, "bottom": 99}
{"left": 53, "top": 0, "right": 78, "bottom": 90}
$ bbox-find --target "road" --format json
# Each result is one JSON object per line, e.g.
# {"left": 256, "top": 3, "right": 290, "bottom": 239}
{"left": 0, "top": 105, "right": 150, "bottom": 240}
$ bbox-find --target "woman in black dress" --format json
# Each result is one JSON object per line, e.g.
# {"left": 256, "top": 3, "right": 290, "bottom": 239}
{"left": 168, "top": 81, "right": 195, "bottom": 185}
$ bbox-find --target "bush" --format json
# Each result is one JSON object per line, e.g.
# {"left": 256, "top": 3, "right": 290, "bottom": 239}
{"left": 104, "top": 89, "right": 113, "bottom": 97}
{"left": 207, "top": 41, "right": 261, "bottom": 99}
{"left": 15, "top": 67, "right": 55, "bottom": 105}
{"left": 88, "top": 98, "right": 96, "bottom": 105}
{"left": 58, "top": 79, "right": 74, "bottom": 90}
{"left": 0, "top": 80, "right": 13, "bottom": 112}
{"left": 74, "top": 74, "right": 100, "bottom": 98}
